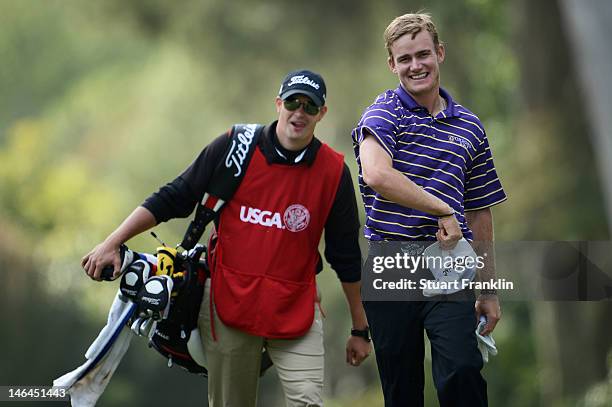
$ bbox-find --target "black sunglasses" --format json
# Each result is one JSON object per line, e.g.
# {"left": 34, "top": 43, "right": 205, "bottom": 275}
{"left": 283, "top": 98, "right": 320, "bottom": 115}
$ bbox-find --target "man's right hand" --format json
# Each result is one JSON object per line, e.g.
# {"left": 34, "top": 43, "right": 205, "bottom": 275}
{"left": 436, "top": 214, "right": 462, "bottom": 250}
{"left": 80, "top": 206, "right": 157, "bottom": 280}
{"left": 81, "top": 239, "right": 122, "bottom": 281}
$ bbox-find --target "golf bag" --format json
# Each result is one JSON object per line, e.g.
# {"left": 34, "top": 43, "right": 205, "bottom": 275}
{"left": 136, "top": 124, "right": 271, "bottom": 376}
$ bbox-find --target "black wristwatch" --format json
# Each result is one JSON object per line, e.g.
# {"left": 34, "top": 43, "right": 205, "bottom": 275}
{"left": 351, "top": 327, "right": 371, "bottom": 342}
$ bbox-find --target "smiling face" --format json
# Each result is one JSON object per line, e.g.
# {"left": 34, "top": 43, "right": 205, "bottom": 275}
{"left": 388, "top": 30, "right": 445, "bottom": 102}
{"left": 275, "top": 94, "right": 327, "bottom": 151}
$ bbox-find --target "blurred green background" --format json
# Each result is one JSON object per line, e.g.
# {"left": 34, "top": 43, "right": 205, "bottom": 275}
{"left": 1, "top": 0, "right": 611, "bottom": 406}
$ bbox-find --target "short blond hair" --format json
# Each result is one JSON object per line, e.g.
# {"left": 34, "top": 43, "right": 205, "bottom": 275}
{"left": 384, "top": 13, "right": 440, "bottom": 56}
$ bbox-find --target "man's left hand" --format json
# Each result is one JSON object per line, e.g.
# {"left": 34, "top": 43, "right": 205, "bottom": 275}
{"left": 475, "top": 295, "right": 501, "bottom": 336}
{"left": 345, "top": 336, "right": 371, "bottom": 367}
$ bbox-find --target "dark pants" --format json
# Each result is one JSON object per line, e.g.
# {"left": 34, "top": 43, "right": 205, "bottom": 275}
{"left": 364, "top": 299, "right": 487, "bottom": 407}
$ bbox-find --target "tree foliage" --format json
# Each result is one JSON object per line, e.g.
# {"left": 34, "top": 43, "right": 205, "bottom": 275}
{"left": 0, "top": 1, "right": 609, "bottom": 406}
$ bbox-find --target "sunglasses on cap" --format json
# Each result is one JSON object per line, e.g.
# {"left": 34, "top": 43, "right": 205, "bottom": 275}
{"left": 283, "top": 98, "right": 320, "bottom": 116}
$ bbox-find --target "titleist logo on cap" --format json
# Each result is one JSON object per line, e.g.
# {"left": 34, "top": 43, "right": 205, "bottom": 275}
{"left": 279, "top": 69, "right": 326, "bottom": 106}
{"left": 287, "top": 75, "right": 320, "bottom": 89}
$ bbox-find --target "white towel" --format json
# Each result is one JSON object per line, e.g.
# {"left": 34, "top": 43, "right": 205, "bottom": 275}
{"left": 475, "top": 316, "right": 498, "bottom": 363}
{"left": 53, "top": 292, "right": 136, "bottom": 406}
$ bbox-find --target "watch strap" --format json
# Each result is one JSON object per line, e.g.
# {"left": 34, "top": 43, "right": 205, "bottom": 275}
{"left": 351, "top": 327, "right": 371, "bottom": 342}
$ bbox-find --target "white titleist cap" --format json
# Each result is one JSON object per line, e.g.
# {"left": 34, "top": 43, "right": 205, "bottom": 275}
{"left": 422, "top": 238, "right": 478, "bottom": 296}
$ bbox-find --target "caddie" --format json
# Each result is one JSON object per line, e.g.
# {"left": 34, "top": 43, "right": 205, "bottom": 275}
{"left": 83, "top": 69, "right": 371, "bottom": 407}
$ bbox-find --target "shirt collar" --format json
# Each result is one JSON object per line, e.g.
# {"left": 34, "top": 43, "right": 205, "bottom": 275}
{"left": 260, "top": 121, "right": 321, "bottom": 166}
{"left": 395, "top": 84, "right": 458, "bottom": 117}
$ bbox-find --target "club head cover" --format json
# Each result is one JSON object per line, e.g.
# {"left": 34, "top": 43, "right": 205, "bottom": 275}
{"left": 135, "top": 275, "right": 174, "bottom": 321}
{"left": 101, "top": 244, "right": 136, "bottom": 281}
{"left": 120, "top": 260, "right": 152, "bottom": 301}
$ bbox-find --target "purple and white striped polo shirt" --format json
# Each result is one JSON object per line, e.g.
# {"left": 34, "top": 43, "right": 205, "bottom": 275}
{"left": 352, "top": 85, "right": 507, "bottom": 241}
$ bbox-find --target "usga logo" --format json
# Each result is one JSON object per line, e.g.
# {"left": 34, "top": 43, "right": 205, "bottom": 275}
{"left": 240, "top": 204, "right": 310, "bottom": 232}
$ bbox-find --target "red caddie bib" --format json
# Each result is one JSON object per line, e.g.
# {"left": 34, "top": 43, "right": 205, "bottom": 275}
{"left": 211, "top": 143, "right": 344, "bottom": 338}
